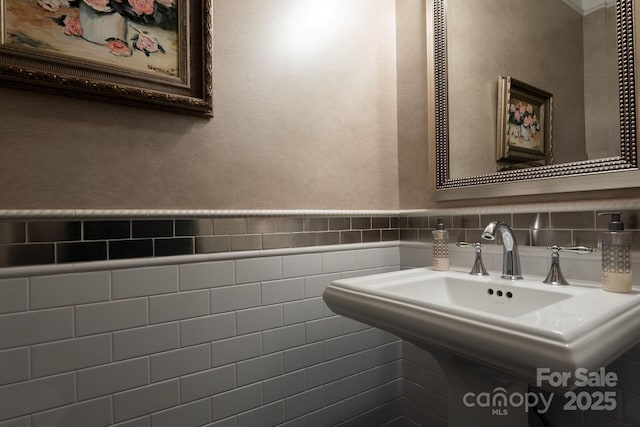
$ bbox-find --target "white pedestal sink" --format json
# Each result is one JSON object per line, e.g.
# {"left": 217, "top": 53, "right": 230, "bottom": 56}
{"left": 323, "top": 268, "right": 640, "bottom": 426}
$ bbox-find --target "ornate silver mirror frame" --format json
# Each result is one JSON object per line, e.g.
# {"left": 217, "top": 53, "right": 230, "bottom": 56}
{"left": 432, "top": 0, "right": 638, "bottom": 200}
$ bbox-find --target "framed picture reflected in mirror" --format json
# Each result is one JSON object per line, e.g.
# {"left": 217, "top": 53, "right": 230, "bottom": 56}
{"left": 496, "top": 76, "right": 553, "bottom": 170}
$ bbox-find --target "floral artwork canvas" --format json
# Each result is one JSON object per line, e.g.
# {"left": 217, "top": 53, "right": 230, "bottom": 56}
{"left": 507, "top": 98, "right": 542, "bottom": 151}
{"left": 4, "top": 0, "right": 180, "bottom": 79}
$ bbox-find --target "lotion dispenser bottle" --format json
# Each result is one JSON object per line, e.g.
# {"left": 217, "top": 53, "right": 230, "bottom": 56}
{"left": 432, "top": 218, "right": 450, "bottom": 271}
{"left": 599, "top": 212, "right": 632, "bottom": 293}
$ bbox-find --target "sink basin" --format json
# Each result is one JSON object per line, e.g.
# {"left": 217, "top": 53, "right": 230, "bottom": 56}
{"left": 373, "top": 275, "right": 575, "bottom": 318}
{"left": 323, "top": 267, "right": 640, "bottom": 384}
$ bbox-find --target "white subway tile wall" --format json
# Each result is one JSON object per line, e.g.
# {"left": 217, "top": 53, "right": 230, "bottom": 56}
{"left": 0, "top": 278, "right": 28, "bottom": 314}
{"left": 112, "top": 266, "right": 179, "bottom": 300}
{"left": 0, "top": 348, "right": 29, "bottom": 386}
{"left": 30, "top": 271, "right": 111, "bottom": 309}
{"left": 0, "top": 247, "right": 403, "bottom": 426}
{"left": 31, "top": 396, "right": 113, "bottom": 427}
{"left": 31, "top": 334, "right": 112, "bottom": 378}
{"left": 179, "top": 261, "right": 236, "bottom": 291}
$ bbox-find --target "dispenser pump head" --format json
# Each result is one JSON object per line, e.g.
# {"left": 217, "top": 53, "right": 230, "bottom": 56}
{"left": 435, "top": 218, "right": 445, "bottom": 230}
{"left": 599, "top": 212, "right": 624, "bottom": 231}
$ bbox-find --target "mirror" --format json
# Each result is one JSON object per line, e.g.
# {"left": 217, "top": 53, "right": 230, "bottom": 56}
{"left": 433, "top": 0, "right": 637, "bottom": 191}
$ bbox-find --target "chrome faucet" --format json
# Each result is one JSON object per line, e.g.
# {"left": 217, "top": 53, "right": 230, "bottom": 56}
{"left": 481, "top": 221, "right": 523, "bottom": 280}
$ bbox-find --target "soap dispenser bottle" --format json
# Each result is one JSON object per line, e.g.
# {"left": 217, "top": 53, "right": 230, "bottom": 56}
{"left": 432, "top": 218, "right": 450, "bottom": 271}
{"left": 599, "top": 212, "right": 632, "bottom": 293}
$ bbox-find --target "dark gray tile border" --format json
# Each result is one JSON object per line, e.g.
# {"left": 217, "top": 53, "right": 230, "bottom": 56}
{"left": 341, "top": 231, "right": 362, "bottom": 244}
{"left": 382, "top": 230, "right": 399, "bottom": 242}
{"left": 0, "top": 222, "right": 26, "bottom": 244}
{"left": 109, "top": 239, "right": 154, "bottom": 260}
{"left": 0, "top": 209, "right": 636, "bottom": 269}
{"left": 532, "top": 230, "right": 573, "bottom": 247}
{"left": 132, "top": 220, "right": 173, "bottom": 238}
{"left": 0, "top": 243, "right": 55, "bottom": 268}
{"left": 480, "top": 214, "right": 513, "bottom": 227}
{"left": 400, "top": 230, "right": 418, "bottom": 242}
{"left": 362, "top": 230, "right": 382, "bottom": 243}
{"left": 351, "top": 217, "right": 372, "bottom": 230}
{"left": 399, "top": 217, "right": 409, "bottom": 229}
{"left": 550, "top": 212, "right": 595, "bottom": 230}
{"left": 513, "top": 213, "right": 550, "bottom": 230}
{"left": 155, "top": 238, "right": 194, "bottom": 257}
{"left": 57, "top": 241, "right": 108, "bottom": 264}
{"left": 175, "top": 219, "right": 213, "bottom": 237}
{"left": 230, "top": 235, "right": 262, "bottom": 252}
{"left": 214, "top": 218, "right": 247, "bottom": 235}
{"left": 247, "top": 219, "right": 278, "bottom": 234}
{"left": 329, "top": 218, "right": 350, "bottom": 231}
{"left": 407, "top": 217, "right": 427, "bottom": 229}
{"left": 84, "top": 221, "right": 131, "bottom": 240}
{"left": 291, "top": 233, "right": 317, "bottom": 248}
{"left": 317, "top": 232, "right": 340, "bottom": 246}
{"left": 277, "top": 218, "right": 303, "bottom": 233}
{"left": 195, "top": 236, "right": 231, "bottom": 254}
{"left": 372, "top": 217, "right": 390, "bottom": 229}
{"left": 303, "top": 218, "right": 328, "bottom": 232}
{"left": 262, "top": 234, "right": 291, "bottom": 250}
{"left": 452, "top": 215, "right": 480, "bottom": 229}
{"left": 28, "top": 221, "right": 81, "bottom": 243}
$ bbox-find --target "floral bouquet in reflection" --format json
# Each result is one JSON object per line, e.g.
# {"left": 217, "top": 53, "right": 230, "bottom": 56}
{"left": 509, "top": 101, "right": 540, "bottom": 142}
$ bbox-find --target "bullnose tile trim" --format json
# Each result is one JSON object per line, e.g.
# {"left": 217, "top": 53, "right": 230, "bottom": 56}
{"left": 0, "top": 241, "right": 399, "bottom": 279}
{"left": 0, "top": 210, "right": 407, "bottom": 219}
{"left": 2, "top": 200, "right": 639, "bottom": 219}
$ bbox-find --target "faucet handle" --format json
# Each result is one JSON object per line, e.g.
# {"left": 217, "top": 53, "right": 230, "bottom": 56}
{"left": 554, "top": 246, "right": 595, "bottom": 254}
{"left": 456, "top": 242, "right": 489, "bottom": 276}
{"left": 543, "top": 245, "right": 595, "bottom": 286}
{"left": 456, "top": 241, "right": 481, "bottom": 249}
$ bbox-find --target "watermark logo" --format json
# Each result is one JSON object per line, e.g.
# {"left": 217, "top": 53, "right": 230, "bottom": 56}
{"left": 462, "top": 368, "right": 618, "bottom": 416}
{"left": 536, "top": 367, "right": 618, "bottom": 388}
{"left": 463, "top": 387, "right": 552, "bottom": 415}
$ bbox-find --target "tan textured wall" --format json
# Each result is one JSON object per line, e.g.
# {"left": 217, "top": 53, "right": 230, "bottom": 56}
{"left": 0, "top": 0, "right": 400, "bottom": 210}
{"left": 447, "top": 0, "right": 587, "bottom": 179}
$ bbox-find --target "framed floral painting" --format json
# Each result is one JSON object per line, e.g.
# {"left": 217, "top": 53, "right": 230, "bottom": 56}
{"left": 0, "top": 0, "right": 212, "bottom": 116}
{"left": 496, "top": 76, "right": 553, "bottom": 166}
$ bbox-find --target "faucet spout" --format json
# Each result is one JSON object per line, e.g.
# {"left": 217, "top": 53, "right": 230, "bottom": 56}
{"left": 482, "top": 221, "right": 523, "bottom": 280}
